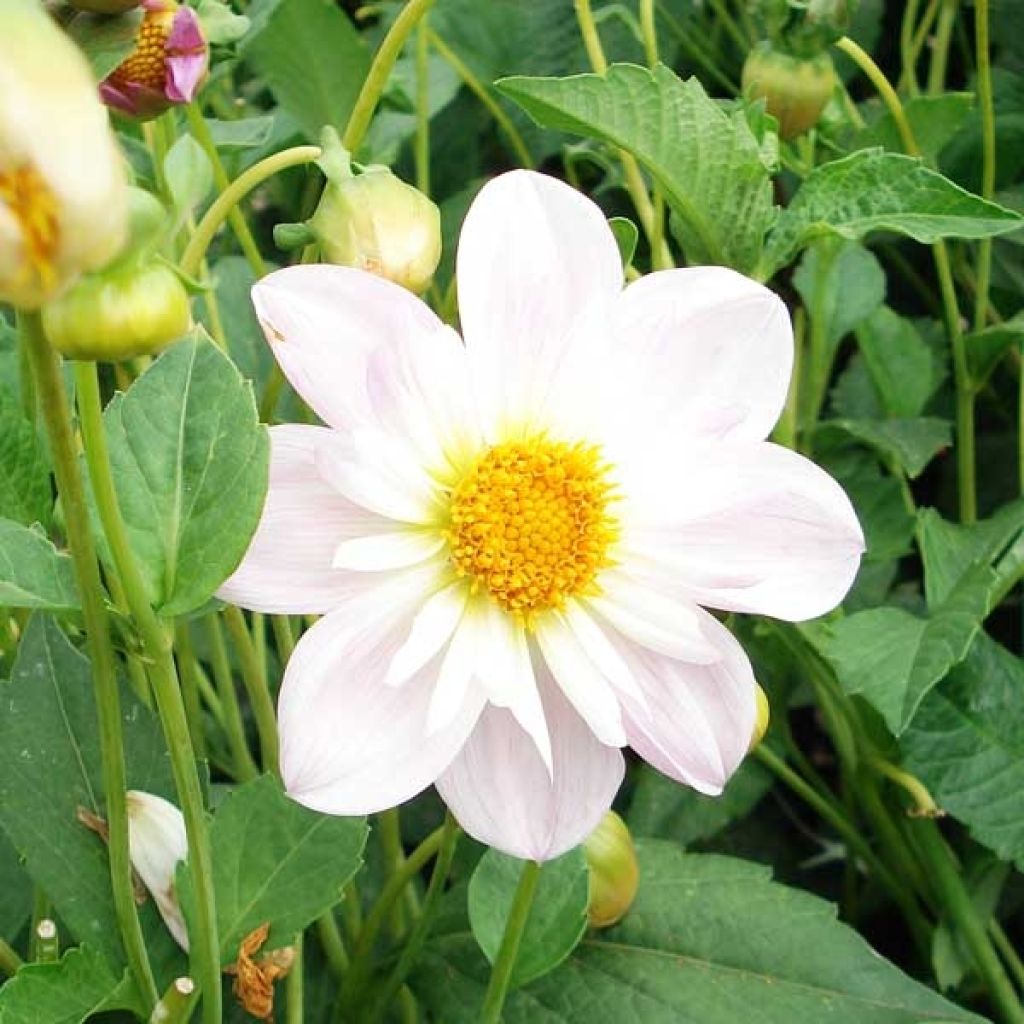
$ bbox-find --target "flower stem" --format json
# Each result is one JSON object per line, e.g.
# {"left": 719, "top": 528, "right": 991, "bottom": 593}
{"left": 480, "top": 859, "right": 541, "bottom": 1024}
{"left": 414, "top": 15, "right": 431, "bottom": 196}
{"left": 973, "top": 0, "right": 996, "bottom": 334}
{"left": 316, "top": 911, "right": 349, "bottom": 977}
{"left": 343, "top": 0, "right": 436, "bottom": 153}
{"left": 926, "top": 0, "right": 959, "bottom": 96}
{"left": 174, "top": 622, "right": 208, "bottom": 761}
{"left": 203, "top": 614, "right": 259, "bottom": 783}
{"left": 180, "top": 146, "right": 322, "bottom": 279}
{"left": 19, "top": 313, "right": 158, "bottom": 1011}
{"left": 0, "top": 937, "right": 22, "bottom": 978}
{"left": 73, "top": 361, "right": 222, "bottom": 1024}
{"left": 285, "top": 932, "right": 303, "bottom": 1024}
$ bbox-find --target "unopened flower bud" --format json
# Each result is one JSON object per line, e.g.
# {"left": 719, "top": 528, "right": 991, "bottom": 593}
{"left": 742, "top": 42, "right": 836, "bottom": 140}
{"left": 125, "top": 790, "right": 189, "bottom": 950}
{"left": 100, "top": 0, "right": 208, "bottom": 119}
{"left": 305, "top": 128, "right": 440, "bottom": 294}
{"left": 583, "top": 810, "right": 639, "bottom": 929}
{"left": 750, "top": 684, "right": 771, "bottom": 751}
{"left": 0, "top": 0, "right": 128, "bottom": 309}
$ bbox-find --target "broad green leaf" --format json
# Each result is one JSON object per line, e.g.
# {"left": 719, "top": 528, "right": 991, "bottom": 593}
{"left": 164, "top": 135, "right": 214, "bottom": 216}
{"left": 65, "top": 10, "right": 143, "bottom": 82}
{"left": 468, "top": 848, "right": 588, "bottom": 989}
{"left": 179, "top": 774, "right": 367, "bottom": 964}
{"left": 101, "top": 334, "right": 269, "bottom": 617}
{"left": 0, "top": 520, "right": 78, "bottom": 611}
{"left": 242, "top": 0, "right": 371, "bottom": 144}
{"left": 821, "top": 418, "right": 951, "bottom": 479}
{"left": 195, "top": 0, "right": 250, "bottom": 45}
{"left": 413, "top": 842, "right": 983, "bottom": 1023}
{"left": 858, "top": 93, "right": 975, "bottom": 165}
{"left": 0, "top": 831, "right": 31, "bottom": 942}
{"left": 855, "top": 307, "right": 936, "bottom": 418}
{"left": 206, "top": 116, "right": 276, "bottom": 152}
{"left": 763, "top": 150, "right": 1023, "bottom": 276}
{"left": 0, "top": 945, "right": 132, "bottom": 1024}
{"left": 828, "top": 456, "right": 915, "bottom": 562}
{"left": 627, "top": 759, "right": 772, "bottom": 847}
{"left": 0, "top": 616, "right": 175, "bottom": 969}
{"left": 964, "top": 317, "right": 1024, "bottom": 390}
{"left": 497, "top": 64, "right": 774, "bottom": 272}
{"left": 0, "top": 385, "right": 51, "bottom": 526}
{"left": 902, "top": 632, "right": 1024, "bottom": 870}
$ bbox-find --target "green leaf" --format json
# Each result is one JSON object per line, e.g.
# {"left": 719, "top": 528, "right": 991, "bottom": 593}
{"left": 857, "top": 93, "right": 975, "bottom": 165}
{"left": 902, "top": 632, "right": 1024, "bottom": 870}
{"left": 828, "top": 456, "right": 915, "bottom": 562}
{"left": 497, "top": 64, "right": 774, "bottom": 272}
{"left": 468, "top": 848, "right": 588, "bottom": 989}
{"left": 164, "top": 135, "right": 214, "bottom": 216}
{"left": 0, "top": 945, "right": 132, "bottom": 1024}
{"left": 0, "top": 616, "right": 175, "bottom": 969}
{"left": 206, "top": 116, "right": 276, "bottom": 152}
{"left": 178, "top": 774, "right": 367, "bottom": 964}
{"left": 763, "top": 150, "right": 1023, "bottom": 275}
{"left": 0, "top": 831, "right": 31, "bottom": 942}
{"left": 627, "top": 760, "right": 772, "bottom": 847}
{"left": 413, "top": 841, "right": 983, "bottom": 1023}
{"left": 0, "top": 520, "right": 78, "bottom": 611}
{"left": 0, "top": 385, "right": 51, "bottom": 527}
{"left": 65, "top": 10, "right": 143, "bottom": 82}
{"left": 101, "top": 334, "right": 269, "bottom": 617}
{"left": 821, "top": 418, "right": 951, "bottom": 479}
{"left": 964, "top": 316, "right": 1024, "bottom": 390}
{"left": 854, "top": 306, "right": 936, "bottom": 418}
{"left": 608, "top": 217, "right": 639, "bottom": 269}
{"left": 242, "top": 0, "right": 371, "bottom": 144}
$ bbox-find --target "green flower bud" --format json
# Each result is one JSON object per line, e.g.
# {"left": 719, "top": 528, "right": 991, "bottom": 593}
{"left": 42, "top": 259, "right": 191, "bottom": 361}
{"left": 306, "top": 129, "right": 441, "bottom": 294}
{"left": 750, "top": 684, "right": 771, "bottom": 752}
{"left": 742, "top": 42, "right": 836, "bottom": 140}
{"left": 583, "top": 810, "right": 639, "bottom": 929}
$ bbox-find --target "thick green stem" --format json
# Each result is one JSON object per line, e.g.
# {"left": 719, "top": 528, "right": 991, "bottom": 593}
{"left": 175, "top": 622, "right": 208, "bottom": 761}
{"left": 285, "top": 932, "right": 303, "bottom": 1024}
{"left": 915, "top": 821, "right": 1024, "bottom": 1024}
{"left": 20, "top": 316, "right": 158, "bottom": 1011}
{"left": 480, "top": 859, "right": 542, "bottom": 1024}
{"left": 74, "top": 362, "right": 222, "bottom": 1024}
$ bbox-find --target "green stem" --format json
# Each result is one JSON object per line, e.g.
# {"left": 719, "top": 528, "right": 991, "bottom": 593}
{"left": 149, "top": 977, "right": 197, "bottom": 1024}
{"left": 221, "top": 605, "right": 280, "bottom": 776}
{"left": 414, "top": 16, "right": 430, "bottom": 196}
{"left": 343, "top": 0, "right": 436, "bottom": 153}
{"left": 915, "top": 821, "right": 1024, "bottom": 1024}
{"left": 180, "top": 146, "right": 321, "bottom": 278}
{"left": 973, "top": 0, "right": 996, "bottom": 334}
{"left": 368, "top": 812, "right": 460, "bottom": 1023}
{"left": 706, "top": 0, "right": 751, "bottom": 53}
{"left": 773, "top": 306, "right": 803, "bottom": 449}
{"left": 869, "top": 758, "right": 942, "bottom": 818}
{"left": 0, "top": 937, "right": 22, "bottom": 977}
{"left": 203, "top": 614, "right": 259, "bottom": 783}
{"left": 271, "top": 614, "right": 296, "bottom": 667}
{"left": 480, "top": 859, "right": 542, "bottom": 1024}
{"left": 926, "top": 0, "right": 959, "bottom": 96}
{"left": 316, "top": 911, "right": 349, "bottom": 977}
{"left": 899, "top": 0, "right": 923, "bottom": 95}
{"left": 185, "top": 104, "right": 268, "bottom": 280}
{"left": 286, "top": 932, "right": 303, "bottom": 1024}
{"left": 73, "top": 361, "right": 222, "bottom": 1024}
{"left": 991, "top": 920, "right": 1024, "bottom": 993}
{"left": 20, "top": 316, "right": 158, "bottom": 1011}
{"left": 175, "top": 622, "right": 208, "bottom": 761}
{"left": 658, "top": 5, "right": 738, "bottom": 94}
{"left": 379, "top": 809, "right": 408, "bottom": 938}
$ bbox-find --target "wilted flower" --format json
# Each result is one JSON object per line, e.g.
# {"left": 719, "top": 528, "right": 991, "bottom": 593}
{"left": 100, "top": 0, "right": 208, "bottom": 119}
{"left": 226, "top": 923, "right": 294, "bottom": 1021}
{"left": 0, "top": 0, "right": 128, "bottom": 309}
{"left": 126, "top": 790, "right": 189, "bottom": 950}
{"left": 583, "top": 811, "right": 638, "bottom": 928}
{"left": 219, "top": 170, "right": 864, "bottom": 861}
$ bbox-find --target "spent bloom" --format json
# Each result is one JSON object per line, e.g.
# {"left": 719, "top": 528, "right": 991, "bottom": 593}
{"left": 0, "top": 0, "right": 128, "bottom": 309}
{"left": 220, "top": 170, "right": 863, "bottom": 861}
{"left": 100, "top": 0, "right": 208, "bottom": 119}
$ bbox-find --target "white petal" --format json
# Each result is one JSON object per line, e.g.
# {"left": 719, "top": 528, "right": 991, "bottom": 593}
{"left": 437, "top": 669, "right": 625, "bottom": 861}
{"left": 332, "top": 531, "right": 444, "bottom": 571}
{"left": 535, "top": 615, "right": 627, "bottom": 747}
{"left": 217, "top": 425, "right": 393, "bottom": 614}
{"left": 427, "top": 607, "right": 480, "bottom": 735}
{"left": 561, "top": 599, "right": 646, "bottom": 706}
{"left": 387, "top": 581, "right": 469, "bottom": 688}
{"left": 457, "top": 170, "right": 622, "bottom": 438}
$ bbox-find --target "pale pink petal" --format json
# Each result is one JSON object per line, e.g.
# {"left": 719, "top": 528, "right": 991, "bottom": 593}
{"left": 606, "top": 267, "right": 792, "bottom": 451}
{"left": 217, "top": 425, "right": 394, "bottom": 614}
{"left": 279, "top": 570, "right": 483, "bottom": 814}
{"left": 624, "top": 441, "right": 864, "bottom": 621}
{"left": 560, "top": 600, "right": 646, "bottom": 706}
{"left": 386, "top": 582, "right": 469, "bottom": 687}
{"left": 331, "top": 531, "right": 444, "bottom": 571}
{"left": 456, "top": 170, "right": 622, "bottom": 438}
{"left": 437, "top": 670, "right": 625, "bottom": 861}
{"left": 613, "top": 609, "right": 757, "bottom": 794}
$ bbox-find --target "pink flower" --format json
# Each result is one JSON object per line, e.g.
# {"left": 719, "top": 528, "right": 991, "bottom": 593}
{"left": 100, "top": 0, "right": 207, "bottom": 119}
{"left": 220, "top": 170, "right": 864, "bottom": 861}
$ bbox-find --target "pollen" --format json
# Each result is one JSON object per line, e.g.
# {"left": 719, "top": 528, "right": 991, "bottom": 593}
{"left": 447, "top": 437, "right": 618, "bottom": 618}
{"left": 108, "top": 8, "right": 173, "bottom": 92}
{"left": 0, "top": 163, "right": 59, "bottom": 292}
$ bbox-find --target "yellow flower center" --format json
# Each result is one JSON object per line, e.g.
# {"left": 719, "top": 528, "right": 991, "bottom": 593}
{"left": 109, "top": 8, "right": 174, "bottom": 92}
{"left": 0, "top": 164, "right": 59, "bottom": 293}
{"left": 447, "top": 437, "right": 618, "bottom": 618}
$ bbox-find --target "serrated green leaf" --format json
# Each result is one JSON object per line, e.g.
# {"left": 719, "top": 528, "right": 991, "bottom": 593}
{"left": 242, "top": 0, "right": 371, "bottom": 144}
{"left": 0, "top": 520, "right": 78, "bottom": 611}
{"left": 178, "top": 774, "right": 367, "bottom": 964}
{"left": 0, "top": 616, "right": 175, "bottom": 969}
{"left": 100, "top": 335, "right": 268, "bottom": 617}
{"left": 413, "top": 842, "right": 983, "bottom": 1023}
{"left": 763, "top": 150, "right": 1022, "bottom": 275}
{"left": 855, "top": 306, "right": 936, "bottom": 418}
{"left": 497, "top": 64, "right": 774, "bottom": 271}
{"left": 821, "top": 418, "right": 951, "bottom": 478}
{"left": 468, "top": 848, "right": 588, "bottom": 990}
{"left": 0, "top": 945, "right": 132, "bottom": 1024}
{"left": 0, "top": 385, "right": 51, "bottom": 527}
{"left": 902, "top": 632, "right": 1024, "bottom": 870}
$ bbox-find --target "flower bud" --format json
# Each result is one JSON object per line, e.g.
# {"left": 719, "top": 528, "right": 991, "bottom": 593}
{"left": 742, "top": 42, "right": 836, "bottom": 140}
{"left": 42, "top": 259, "right": 191, "bottom": 361}
{"left": 100, "top": 0, "right": 208, "bottom": 119}
{"left": 306, "top": 129, "right": 441, "bottom": 294}
{"left": 750, "top": 683, "right": 771, "bottom": 751}
{"left": 125, "top": 790, "right": 189, "bottom": 950}
{"left": 0, "top": 0, "right": 128, "bottom": 309}
{"left": 583, "top": 810, "right": 639, "bottom": 929}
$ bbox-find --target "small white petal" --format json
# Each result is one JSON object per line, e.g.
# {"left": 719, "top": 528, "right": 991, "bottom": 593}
{"left": 332, "top": 531, "right": 444, "bottom": 571}
{"left": 427, "top": 608, "right": 480, "bottom": 735}
{"left": 561, "top": 600, "right": 646, "bottom": 707}
{"left": 387, "top": 581, "right": 469, "bottom": 687}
